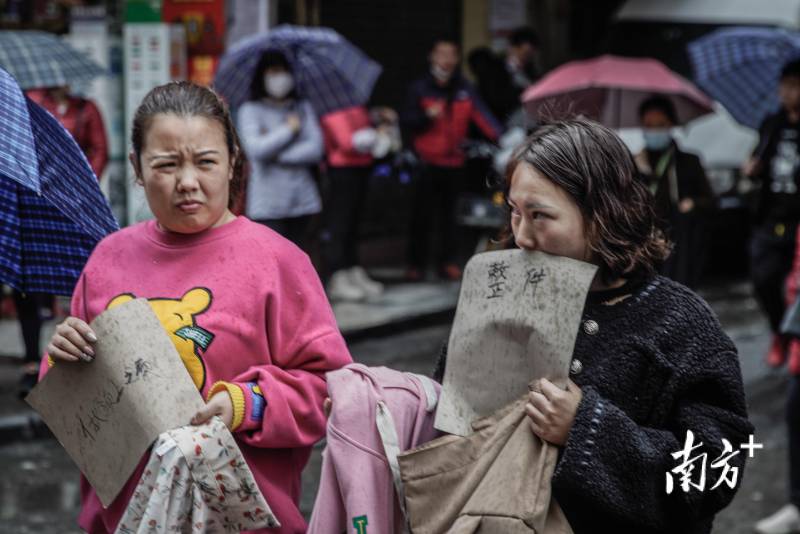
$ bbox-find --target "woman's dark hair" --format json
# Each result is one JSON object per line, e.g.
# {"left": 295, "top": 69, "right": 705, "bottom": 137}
{"left": 504, "top": 118, "right": 670, "bottom": 282}
{"left": 782, "top": 58, "right": 800, "bottom": 80}
{"left": 250, "top": 49, "right": 296, "bottom": 101}
{"left": 131, "top": 81, "right": 244, "bottom": 210}
{"left": 638, "top": 95, "right": 678, "bottom": 125}
{"left": 509, "top": 27, "right": 539, "bottom": 48}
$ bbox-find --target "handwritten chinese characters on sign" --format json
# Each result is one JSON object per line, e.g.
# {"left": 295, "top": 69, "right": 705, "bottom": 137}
{"left": 436, "top": 249, "right": 597, "bottom": 436}
{"left": 486, "top": 261, "right": 510, "bottom": 299}
{"left": 25, "top": 299, "right": 205, "bottom": 506}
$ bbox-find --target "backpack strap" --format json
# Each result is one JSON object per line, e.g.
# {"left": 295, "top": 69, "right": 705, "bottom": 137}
{"left": 374, "top": 372, "right": 440, "bottom": 533}
{"left": 376, "top": 400, "right": 408, "bottom": 531}
{"left": 410, "top": 373, "right": 438, "bottom": 412}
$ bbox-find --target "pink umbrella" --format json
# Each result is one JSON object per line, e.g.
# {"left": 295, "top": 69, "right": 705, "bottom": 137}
{"left": 521, "top": 54, "right": 713, "bottom": 128}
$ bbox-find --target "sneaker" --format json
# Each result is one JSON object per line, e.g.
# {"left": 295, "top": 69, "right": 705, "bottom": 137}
{"left": 755, "top": 503, "right": 800, "bottom": 534}
{"left": 439, "top": 263, "right": 462, "bottom": 281}
{"left": 348, "top": 266, "right": 384, "bottom": 300}
{"left": 767, "top": 335, "right": 789, "bottom": 368}
{"left": 327, "top": 269, "right": 366, "bottom": 302}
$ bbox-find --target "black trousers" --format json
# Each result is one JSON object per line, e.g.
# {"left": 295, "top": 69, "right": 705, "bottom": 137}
{"left": 661, "top": 211, "right": 708, "bottom": 290}
{"left": 788, "top": 375, "right": 800, "bottom": 505}
{"left": 750, "top": 222, "right": 798, "bottom": 332}
{"left": 407, "top": 165, "right": 462, "bottom": 270}
{"left": 13, "top": 290, "right": 46, "bottom": 363}
{"left": 321, "top": 166, "right": 370, "bottom": 274}
{"left": 255, "top": 215, "right": 313, "bottom": 251}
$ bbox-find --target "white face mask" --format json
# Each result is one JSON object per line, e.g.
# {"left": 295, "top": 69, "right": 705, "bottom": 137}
{"left": 264, "top": 72, "right": 294, "bottom": 99}
{"left": 431, "top": 64, "right": 453, "bottom": 83}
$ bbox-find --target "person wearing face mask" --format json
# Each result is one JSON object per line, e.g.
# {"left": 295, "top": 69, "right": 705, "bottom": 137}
{"left": 236, "top": 50, "right": 324, "bottom": 250}
{"left": 633, "top": 95, "right": 714, "bottom": 290}
{"left": 401, "top": 36, "right": 502, "bottom": 281}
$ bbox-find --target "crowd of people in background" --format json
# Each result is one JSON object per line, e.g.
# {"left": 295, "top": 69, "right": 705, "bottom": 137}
{"left": 4, "top": 25, "right": 751, "bottom": 397}
{"left": 12, "top": 23, "right": 800, "bottom": 437}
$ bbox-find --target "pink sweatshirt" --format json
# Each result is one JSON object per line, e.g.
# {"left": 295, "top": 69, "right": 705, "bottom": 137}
{"left": 307, "top": 364, "right": 441, "bottom": 534}
{"left": 44, "top": 216, "right": 352, "bottom": 533}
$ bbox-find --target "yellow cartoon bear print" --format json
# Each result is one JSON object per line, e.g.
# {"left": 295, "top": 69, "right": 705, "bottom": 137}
{"left": 107, "top": 288, "right": 214, "bottom": 390}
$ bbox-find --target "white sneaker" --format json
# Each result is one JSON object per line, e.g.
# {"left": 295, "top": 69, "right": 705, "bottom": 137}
{"left": 348, "top": 266, "right": 384, "bottom": 299}
{"left": 755, "top": 504, "right": 800, "bottom": 534}
{"left": 327, "top": 269, "right": 366, "bottom": 302}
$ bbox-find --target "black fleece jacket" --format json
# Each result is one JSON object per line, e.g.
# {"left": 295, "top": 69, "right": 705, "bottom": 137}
{"left": 434, "top": 275, "right": 753, "bottom": 533}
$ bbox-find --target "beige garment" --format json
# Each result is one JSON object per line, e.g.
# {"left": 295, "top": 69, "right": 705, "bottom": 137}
{"left": 398, "top": 394, "right": 572, "bottom": 534}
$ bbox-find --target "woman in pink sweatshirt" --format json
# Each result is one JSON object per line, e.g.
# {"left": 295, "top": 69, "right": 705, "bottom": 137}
{"left": 43, "top": 81, "right": 352, "bottom": 533}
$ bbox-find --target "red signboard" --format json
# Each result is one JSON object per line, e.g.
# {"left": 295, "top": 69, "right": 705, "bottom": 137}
{"left": 162, "top": 0, "right": 225, "bottom": 84}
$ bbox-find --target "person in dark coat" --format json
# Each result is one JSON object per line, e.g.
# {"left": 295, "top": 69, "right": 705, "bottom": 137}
{"left": 467, "top": 47, "right": 518, "bottom": 125}
{"left": 467, "top": 27, "right": 540, "bottom": 128}
{"left": 435, "top": 118, "right": 752, "bottom": 534}
{"left": 742, "top": 59, "right": 800, "bottom": 375}
{"left": 749, "top": 58, "right": 800, "bottom": 534}
{"left": 634, "top": 95, "right": 715, "bottom": 289}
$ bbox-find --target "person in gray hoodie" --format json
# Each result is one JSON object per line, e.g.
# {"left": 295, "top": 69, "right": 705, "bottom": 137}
{"left": 237, "top": 50, "right": 324, "bottom": 249}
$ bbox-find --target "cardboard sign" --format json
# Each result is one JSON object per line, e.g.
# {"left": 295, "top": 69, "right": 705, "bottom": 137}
{"left": 435, "top": 250, "right": 597, "bottom": 436}
{"left": 26, "top": 298, "right": 205, "bottom": 507}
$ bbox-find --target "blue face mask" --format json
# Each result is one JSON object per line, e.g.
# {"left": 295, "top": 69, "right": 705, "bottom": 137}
{"left": 643, "top": 130, "right": 672, "bottom": 151}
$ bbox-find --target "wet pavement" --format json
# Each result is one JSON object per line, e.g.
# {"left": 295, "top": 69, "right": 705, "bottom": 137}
{"left": 0, "top": 278, "right": 789, "bottom": 533}
{"left": 0, "top": 440, "right": 82, "bottom": 533}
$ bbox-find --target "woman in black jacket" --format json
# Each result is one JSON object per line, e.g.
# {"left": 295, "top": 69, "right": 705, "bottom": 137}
{"left": 634, "top": 95, "right": 715, "bottom": 290}
{"left": 435, "top": 118, "right": 753, "bottom": 533}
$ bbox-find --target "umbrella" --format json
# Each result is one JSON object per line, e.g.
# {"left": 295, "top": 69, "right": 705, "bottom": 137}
{"left": 0, "top": 67, "right": 118, "bottom": 295}
{"left": 214, "top": 24, "right": 382, "bottom": 115}
{"left": 0, "top": 30, "right": 105, "bottom": 89}
{"left": 688, "top": 27, "right": 800, "bottom": 129}
{"left": 521, "top": 54, "right": 713, "bottom": 128}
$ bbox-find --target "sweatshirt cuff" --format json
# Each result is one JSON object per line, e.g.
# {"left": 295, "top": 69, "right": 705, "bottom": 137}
{"left": 207, "top": 381, "right": 246, "bottom": 431}
{"left": 236, "top": 381, "right": 267, "bottom": 432}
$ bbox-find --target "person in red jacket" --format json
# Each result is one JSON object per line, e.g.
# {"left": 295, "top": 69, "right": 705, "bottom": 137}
{"left": 26, "top": 86, "right": 109, "bottom": 179}
{"left": 320, "top": 105, "right": 400, "bottom": 301}
{"left": 402, "top": 36, "right": 502, "bottom": 281}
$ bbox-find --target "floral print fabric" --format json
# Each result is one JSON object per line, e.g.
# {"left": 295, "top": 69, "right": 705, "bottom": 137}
{"left": 116, "top": 417, "right": 279, "bottom": 533}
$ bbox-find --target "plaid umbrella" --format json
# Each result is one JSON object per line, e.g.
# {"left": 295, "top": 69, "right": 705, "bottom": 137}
{"left": 0, "top": 67, "right": 118, "bottom": 295}
{"left": 688, "top": 27, "right": 800, "bottom": 129}
{"left": 214, "top": 24, "right": 382, "bottom": 115}
{"left": 0, "top": 30, "right": 105, "bottom": 89}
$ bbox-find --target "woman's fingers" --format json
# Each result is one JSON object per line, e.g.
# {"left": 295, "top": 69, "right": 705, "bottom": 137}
{"left": 526, "top": 402, "right": 548, "bottom": 438}
{"left": 191, "top": 404, "right": 217, "bottom": 425}
{"left": 49, "top": 332, "right": 92, "bottom": 362}
{"left": 45, "top": 341, "right": 81, "bottom": 362}
{"left": 191, "top": 392, "right": 233, "bottom": 428}
{"left": 65, "top": 317, "right": 97, "bottom": 343}
{"left": 61, "top": 317, "right": 97, "bottom": 349}
{"left": 49, "top": 335, "right": 87, "bottom": 361}
{"left": 538, "top": 378, "right": 563, "bottom": 401}
{"left": 48, "top": 317, "right": 98, "bottom": 363}
{"left": 528, "top": 390, "right": 551, "bottom": 416}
